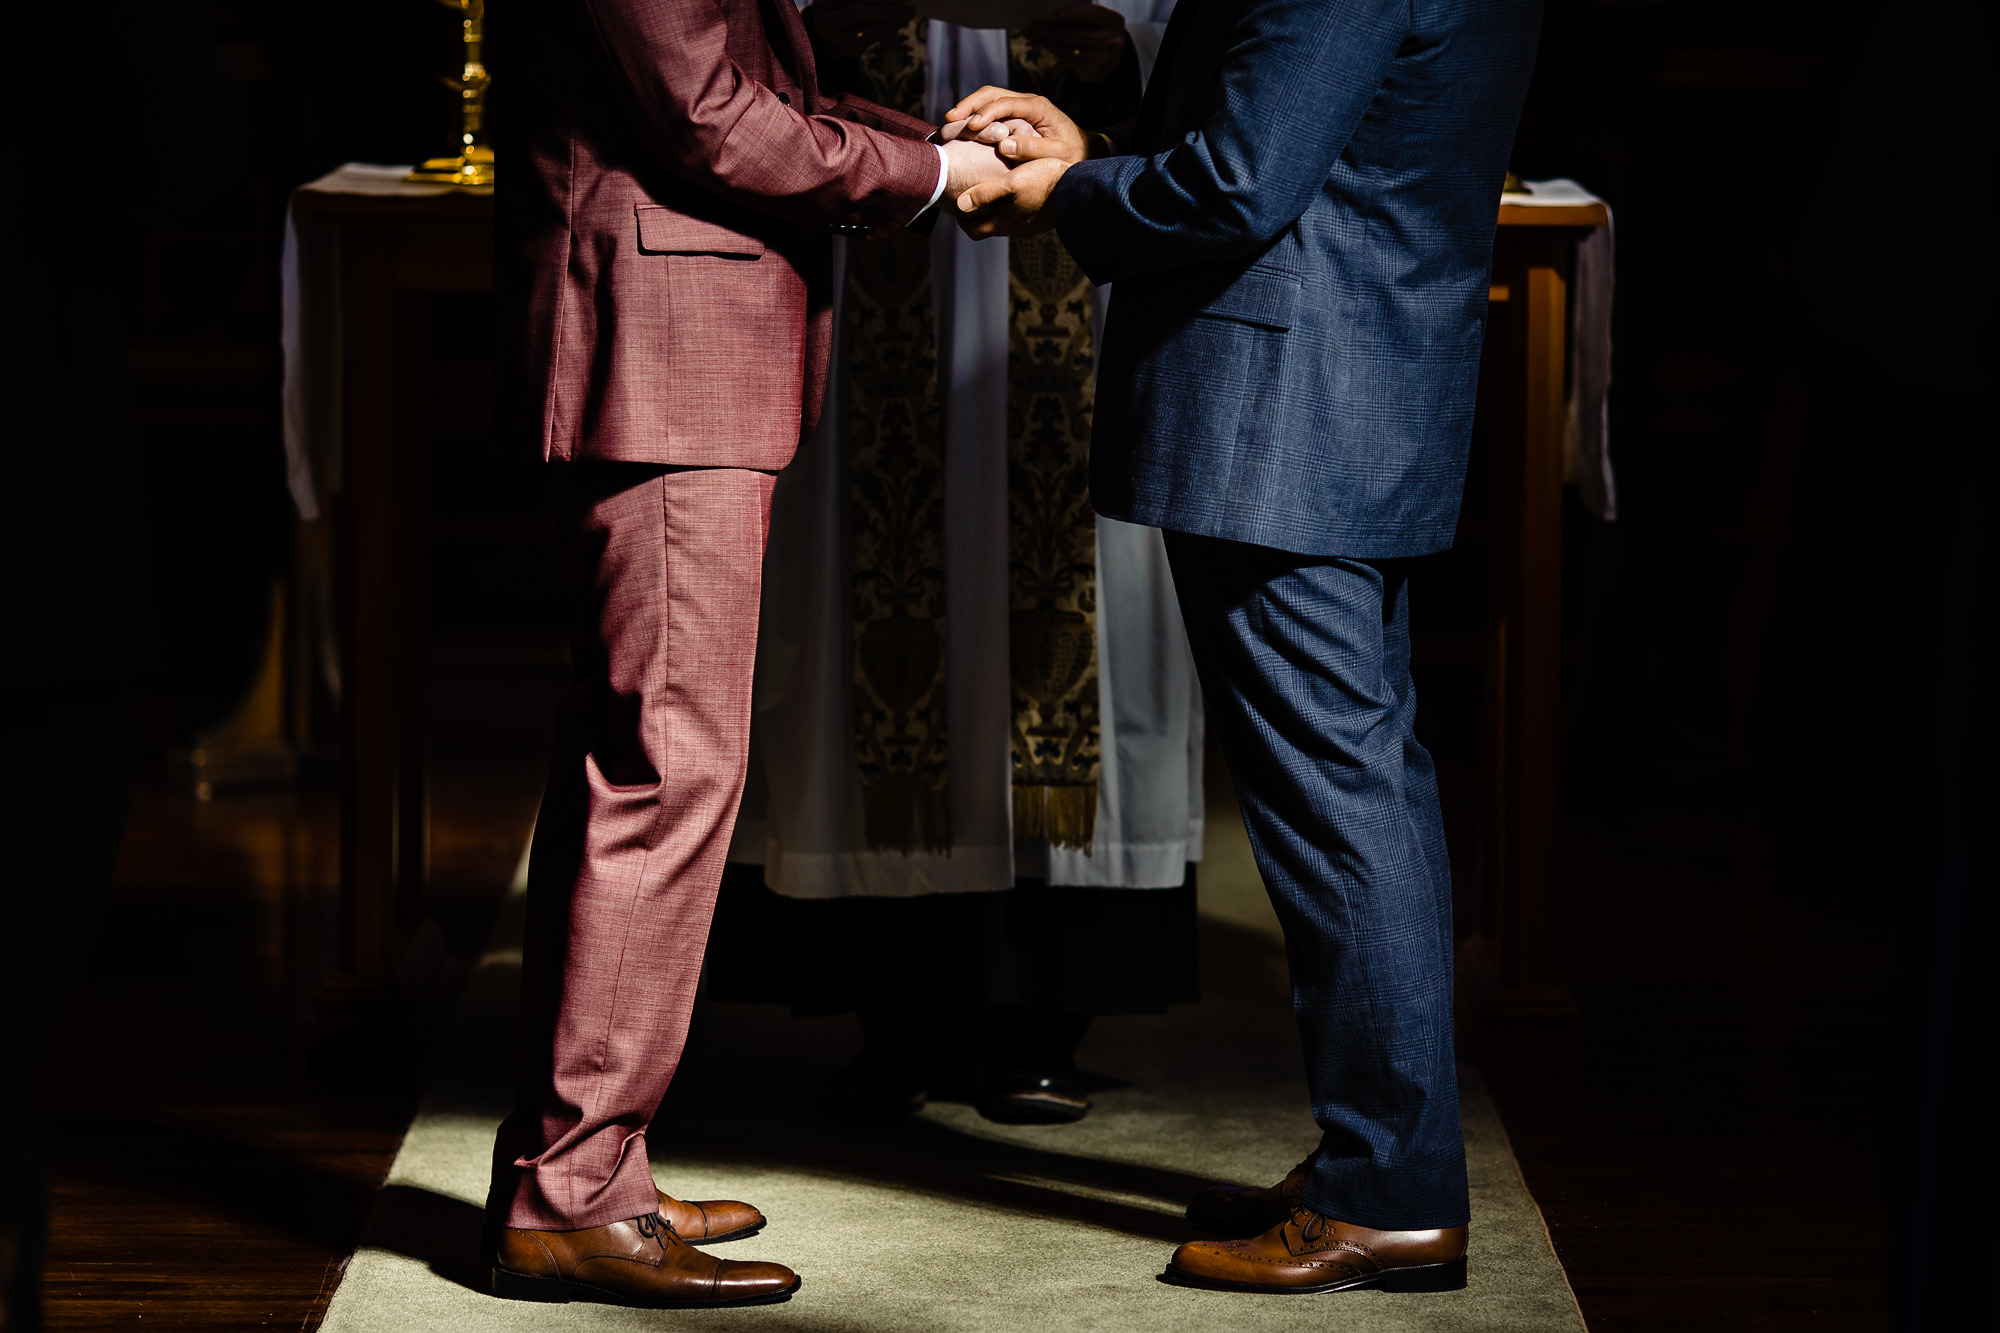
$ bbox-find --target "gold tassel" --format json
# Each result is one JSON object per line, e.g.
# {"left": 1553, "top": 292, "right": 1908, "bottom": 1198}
{"left": 1013, "top": 782, "right": 1097, "bottom": 853}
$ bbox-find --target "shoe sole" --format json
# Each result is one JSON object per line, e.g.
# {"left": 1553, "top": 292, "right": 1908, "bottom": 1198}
{"left": 491, "top": 1268, "right": 801, "bottom": 1307}
{"left": 977, "top": 1094, "right": 1090, "bottom": 1125}
{"left": 1162, "top": 1256, "right": 1467, "bottom": 1295}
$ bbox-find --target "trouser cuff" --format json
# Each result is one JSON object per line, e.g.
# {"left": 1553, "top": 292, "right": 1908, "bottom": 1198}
{"left": 1301, "top": 1154, "right": 1470, "bottom": 1231}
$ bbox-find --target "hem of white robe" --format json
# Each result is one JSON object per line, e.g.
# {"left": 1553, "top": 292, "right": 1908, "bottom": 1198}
{"left": 727, "top": 826, "right": 1207, "bottom": 898}
{"left": 1024, "top": 833, "right": 1206, "bottom": 889}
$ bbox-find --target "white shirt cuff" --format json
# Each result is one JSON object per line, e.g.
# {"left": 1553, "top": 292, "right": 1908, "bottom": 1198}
{"left": 909, "top": 143, "right": 949, "bottom": 227}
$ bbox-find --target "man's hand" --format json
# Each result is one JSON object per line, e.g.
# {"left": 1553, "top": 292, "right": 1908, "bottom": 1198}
{"left": 940, "top": 137, "right": 1011, "bottom": 201}
{"left": 954, "top": 157, "right": 1070, "bottom": 239}
{"left": 945, "top": 88, "right": 1094, "bottom": 166}
{"left": 935, "top": 116, "right": 1039, "bottom": 145}
{"left": 803, "top": 0, "right": 914, "bottom": 58}
{"left": 1023, "top": 3, "right": 1128, "bottom": 83}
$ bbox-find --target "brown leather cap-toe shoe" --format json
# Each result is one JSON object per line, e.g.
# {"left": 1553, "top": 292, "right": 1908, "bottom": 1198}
{"left": 1168, "top": 1207, "right": 1468, "bottom": 1295}
{"left": 1184, "top": 1158, "right": 1309, "bottom": 1235}
{"left": 657, "top": 1188, "right": 765, "bottom": 1244}
{"left": 493, "top": 1212, "right": 799, "bottom": 1307}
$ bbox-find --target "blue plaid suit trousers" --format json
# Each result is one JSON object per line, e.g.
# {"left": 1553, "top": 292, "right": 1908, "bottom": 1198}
{"left": 1166, "top": 532, "right": 1467, "bottom": 1229}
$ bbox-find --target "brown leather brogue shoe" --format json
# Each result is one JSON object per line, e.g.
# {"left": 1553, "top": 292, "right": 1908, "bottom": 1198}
{"left": 1184, "top": 1158, "right": 1309, "bottom": 1235}
{"left": 656, "top": 1188, "right": 765, "bottom": 1244}
{"left": 492, "top": 1212, "right": 799, "bottom": 1307}
{"left": 1168, "top": 1207, "right": 1468, "bottom": 1295}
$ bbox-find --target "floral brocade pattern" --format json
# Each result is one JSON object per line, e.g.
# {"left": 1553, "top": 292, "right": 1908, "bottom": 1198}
{"left": 848, "top": 20, "right": 950, "bottom": 852}
{"left": 1004, "top": 39, "right": 1101, "bottom": 851}
{"left": 846, "top": 26, "right": 1103, "bottom": 854}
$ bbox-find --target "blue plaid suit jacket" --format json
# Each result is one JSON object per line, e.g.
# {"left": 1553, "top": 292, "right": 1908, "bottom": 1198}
{"left": 1052, "top": 0, "right": 1541, "bottom": 557}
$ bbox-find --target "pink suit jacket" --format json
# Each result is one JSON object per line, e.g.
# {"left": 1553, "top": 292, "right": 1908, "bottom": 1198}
{"left": 498, "top": 0, "right": 943, "bottom": 471}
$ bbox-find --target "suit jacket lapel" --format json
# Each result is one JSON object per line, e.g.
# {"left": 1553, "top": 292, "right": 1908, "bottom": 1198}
{"left": 758, "top": 0, "right": 828, "bottom": 112}
{"left": 1134, "top": 0, "right": 1227, "bottom": 151}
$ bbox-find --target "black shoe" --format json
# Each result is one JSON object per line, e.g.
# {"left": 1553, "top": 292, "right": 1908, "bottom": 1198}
{"left": 977, "top": 1066, "right": 1090, "bottom": 1124}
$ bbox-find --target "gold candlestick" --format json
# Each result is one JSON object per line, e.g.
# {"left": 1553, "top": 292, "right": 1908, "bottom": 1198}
{"left": 407, "top": 0, "right": 495, "bottom": 188}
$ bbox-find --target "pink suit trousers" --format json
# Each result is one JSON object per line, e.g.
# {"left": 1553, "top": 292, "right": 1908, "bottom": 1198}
{"left": 490, "top": 464, "right": 774, "bottom": 1231}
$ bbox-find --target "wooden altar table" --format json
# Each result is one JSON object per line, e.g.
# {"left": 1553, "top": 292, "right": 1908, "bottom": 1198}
{"left": 288, "top": 179, "right": 494, "bottom": 1035}
{"left": 1466, "top": 193, "right": 1613, "bottom": 1024}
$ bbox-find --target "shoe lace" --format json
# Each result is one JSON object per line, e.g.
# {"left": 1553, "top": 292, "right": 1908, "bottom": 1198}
{"left": 634, "top": 1212, "right": 675, "bottom": 1251}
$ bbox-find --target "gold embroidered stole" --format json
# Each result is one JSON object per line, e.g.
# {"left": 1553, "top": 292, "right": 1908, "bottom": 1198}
{"left": 848, "top": 22, "right": 951, "bottom": 853}
{"left": 848, "top": 26, "right": 1102, "bottom": 854}
{"left": 1003, "top": 42, "right": 1102, "bottom": 852}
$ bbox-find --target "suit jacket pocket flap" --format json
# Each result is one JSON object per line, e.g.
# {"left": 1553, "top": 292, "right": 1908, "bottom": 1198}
{"left": 636, "top": 206, "right": 766, "bottom": 257}
{"left": 1162, "top": 265, "right": 1301, "bottom": 331}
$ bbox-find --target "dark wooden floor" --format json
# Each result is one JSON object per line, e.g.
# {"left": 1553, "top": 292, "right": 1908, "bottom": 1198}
{"left": 1479, "top": 747, "right": 1899, "bottom": 1331}
{"left": 33, "top": 677, "right": 552, "bottom": 1333}
{"left": 34, "top": 694, "right": 1897, "bottom": 1331}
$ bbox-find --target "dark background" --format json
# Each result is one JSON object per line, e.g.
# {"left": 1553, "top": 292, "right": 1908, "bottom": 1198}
{"left": 7, "top": 0, "right": 1992, "bottom": 1327}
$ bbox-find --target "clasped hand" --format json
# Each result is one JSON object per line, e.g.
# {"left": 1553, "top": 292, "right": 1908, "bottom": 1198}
{"left": 937, "top": 88, "right": 1100, "bottom": 240}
